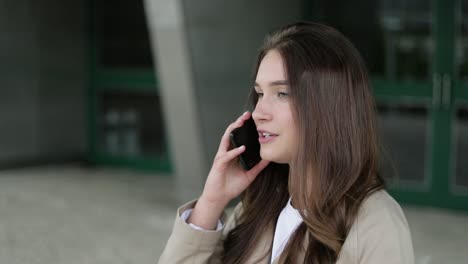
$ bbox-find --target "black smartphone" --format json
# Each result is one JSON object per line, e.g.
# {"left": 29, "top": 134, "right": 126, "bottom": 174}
{"left": 229, "top": 117, "right": 261, "bottom": 170}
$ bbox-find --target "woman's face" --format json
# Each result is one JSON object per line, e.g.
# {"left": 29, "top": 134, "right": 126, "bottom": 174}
{"left": 252, "top": 50, "right": 297, "bottom": 164}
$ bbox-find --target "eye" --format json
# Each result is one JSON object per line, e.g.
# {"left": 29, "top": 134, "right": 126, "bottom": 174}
{"left": 278, "top": 92, "right": 289, "bottom": 98}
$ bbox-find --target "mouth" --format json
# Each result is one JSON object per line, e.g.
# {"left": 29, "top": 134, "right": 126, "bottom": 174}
{"left": 258, "top": 130, "right": 278, "bottom": 144}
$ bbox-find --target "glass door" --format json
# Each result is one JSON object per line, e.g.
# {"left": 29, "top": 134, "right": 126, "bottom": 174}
{"left": 87, "top": 0, "right": 171, "bottom": 172}
{"left": 305, "top": 0, "right": 468, "bottom": 210}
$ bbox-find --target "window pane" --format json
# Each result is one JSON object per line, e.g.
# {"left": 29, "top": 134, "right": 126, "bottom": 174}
{"left": 454, "top": 105, "right": 468, "bottom": 189}
{"left": 97, "top": 90, "right": 166, "bottom": 157}
{"left": 96, "top": 0, "right": 153, "bottom": 69}
{"left": 377, "top": 101, "right": 429, "bottom": 186}
{"left": 310, "top": 0, "right": 432, "bottom": 81}
{"left": 457, "top": 0, "right": 468, "bottom": 81}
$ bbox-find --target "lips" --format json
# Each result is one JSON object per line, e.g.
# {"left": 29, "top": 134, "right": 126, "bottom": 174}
{"left": 257, "top": 129, "right": 278, "bottom": 144}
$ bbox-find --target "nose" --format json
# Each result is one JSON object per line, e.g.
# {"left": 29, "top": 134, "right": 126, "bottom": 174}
{"left": 252, "top": 98, "right": 272, "bottom": 124}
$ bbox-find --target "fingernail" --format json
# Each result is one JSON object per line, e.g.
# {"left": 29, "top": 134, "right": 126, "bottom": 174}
{"left": 242, "top": 111, "right": 249, "bottom": 116}
{"left": 238, "top": 145, "right": 245, "bottom": 150}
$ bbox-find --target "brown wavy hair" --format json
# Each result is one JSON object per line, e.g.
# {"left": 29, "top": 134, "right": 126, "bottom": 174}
{"left": 222, "top": 22, "right": 384, "bottom": 263}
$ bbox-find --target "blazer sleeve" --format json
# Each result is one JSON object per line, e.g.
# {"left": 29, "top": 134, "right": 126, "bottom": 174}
{"left": 158, "top": 200, "right": 241, "bottom": 264}
{"left": 353, "top": 192, "right": 415, "bottom": 264}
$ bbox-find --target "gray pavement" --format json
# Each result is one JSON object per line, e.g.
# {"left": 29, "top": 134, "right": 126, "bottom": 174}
{"left": 0, "top": 165, "right": 467, "bottom": 264}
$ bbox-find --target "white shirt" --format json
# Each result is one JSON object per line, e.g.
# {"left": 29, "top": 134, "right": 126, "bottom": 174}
{"left": 181, "top": 198, "right": 304, "bottom": 263}
{"left": 271, "top": 198, "right": 303, "bottom": 263}
{"left": 180, "top": 208, "right": 224, "bottom": 231}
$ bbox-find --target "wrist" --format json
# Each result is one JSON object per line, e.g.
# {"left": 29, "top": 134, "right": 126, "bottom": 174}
{"left": 188, "top": 196, "right": 226, "bottom": 230}
{"left": 198, "top": 194, "right": 228, "bottom": 212}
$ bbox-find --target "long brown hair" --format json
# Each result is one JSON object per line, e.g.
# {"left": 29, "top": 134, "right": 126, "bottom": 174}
{"left": 222, "top": 22, "right": 384, "bottom": 264}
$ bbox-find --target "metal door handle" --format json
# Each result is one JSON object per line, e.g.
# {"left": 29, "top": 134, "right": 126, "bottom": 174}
{"left": 433, "top": 73, "right": 441, "bottom": 109}
{"left": 442, "top": 73, "right": 451, "bottom": 108}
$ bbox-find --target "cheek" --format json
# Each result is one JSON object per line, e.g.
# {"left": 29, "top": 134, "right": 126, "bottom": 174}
{"left": 284, "top": 115, "right": 298, "bottom": 150}
{"left": 284, "top": 112, "right": 297, "bottom": 136}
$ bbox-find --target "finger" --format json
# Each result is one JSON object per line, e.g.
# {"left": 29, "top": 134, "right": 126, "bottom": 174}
{"left": 245, "top": 159, "right": 270, "bottom": 182}
{"left": 217, "top": 145, "right": 245, "bottom": 165}
{"left": 217, "top": 111, "right": 251, "bottom": 153}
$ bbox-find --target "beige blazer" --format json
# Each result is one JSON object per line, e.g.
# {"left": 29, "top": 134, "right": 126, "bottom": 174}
{"left": 158, "top": 190, "right": 414, "bottom": 264}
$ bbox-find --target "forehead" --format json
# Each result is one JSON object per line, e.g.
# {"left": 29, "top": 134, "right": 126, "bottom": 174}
{"left": 255, "top": 50, "right": 287, "bottom": 85}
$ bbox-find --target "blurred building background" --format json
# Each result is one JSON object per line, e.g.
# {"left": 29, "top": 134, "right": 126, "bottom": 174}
{"left": 0, "top": 0, "right": 467, "bottom": 263}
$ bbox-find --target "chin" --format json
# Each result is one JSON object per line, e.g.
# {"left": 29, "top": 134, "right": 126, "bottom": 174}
{"left": 260, "top": 148, "right": 288, "bottom": 164}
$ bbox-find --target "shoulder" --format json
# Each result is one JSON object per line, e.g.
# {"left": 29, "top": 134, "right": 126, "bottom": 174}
{"left": 338, "top": 190, "right": 415, "bottom": 264}
{"left": 359, "top": 189, "right": 408, "bottom": 224}
{"left": 356, "top": 190, "right": 413, "bottom": 245}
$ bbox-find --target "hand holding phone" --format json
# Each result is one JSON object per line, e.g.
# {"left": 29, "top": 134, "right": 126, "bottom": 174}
{"left": 188, "top": 112, "right": 268, "bottom": 230}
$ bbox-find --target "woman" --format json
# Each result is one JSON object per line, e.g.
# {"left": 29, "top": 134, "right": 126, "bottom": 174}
{"left": 159, "top": 22, "right": 414, "bottom": 264}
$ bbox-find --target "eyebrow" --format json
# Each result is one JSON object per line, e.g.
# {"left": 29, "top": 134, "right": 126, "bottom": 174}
{"left": 254, "top": 80, "right": 289, "bottom": 87}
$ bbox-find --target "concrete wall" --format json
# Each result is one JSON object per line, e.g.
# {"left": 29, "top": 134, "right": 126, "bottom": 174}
{"left": 0, "top": 0, "right": 87, "bottom": 166}
{"left": 0, "top": 0, "right": 300, "bottom": 177}
{"left": 182, "top": 0, "right": 303, "bottom": 169}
